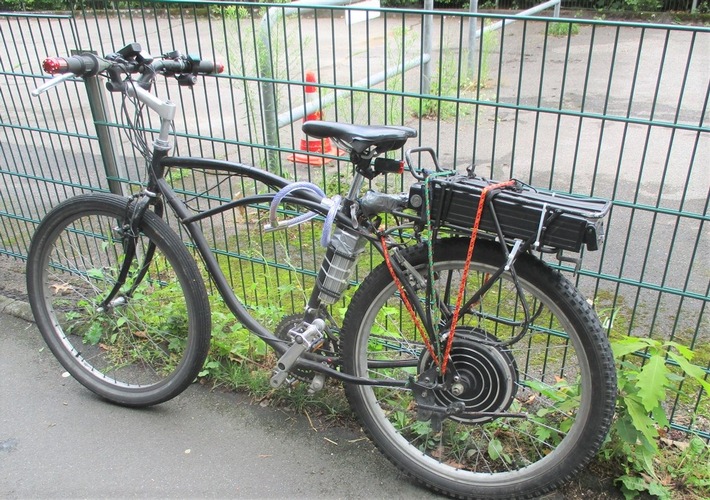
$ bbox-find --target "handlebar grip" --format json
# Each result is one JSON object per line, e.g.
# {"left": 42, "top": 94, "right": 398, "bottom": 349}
{"left": 158, "top": 55, "right": 224, "bottom": 76}
{"left": 42, "top": 54, "right": 106, "bottom": 77}
{"left": 190, "top": 59, "right": 224, "bottom": 75}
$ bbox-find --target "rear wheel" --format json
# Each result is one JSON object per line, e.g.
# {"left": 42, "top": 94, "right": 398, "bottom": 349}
{"left": 341, "top": 238, "right": 616, "bottom": 499}
{"left": 26, "top": 193, "right": 211, "bottom": 407}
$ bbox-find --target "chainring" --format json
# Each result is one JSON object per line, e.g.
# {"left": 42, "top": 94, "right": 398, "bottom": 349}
{"left": 418, "top": 328, "right": 519, "bottom": 424}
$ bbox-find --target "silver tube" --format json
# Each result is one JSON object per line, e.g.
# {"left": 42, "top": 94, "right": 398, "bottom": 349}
{"left": 466, "top": 0, "right": 479, "bottom": 83}
{"left": 84, "top": 74, "right": 124, "bottom": 196}
{"left": 477, "top": 0, "right": 562, "bottom": 37}
{"left": 422, "top": 0, "right": 433, "bottom": 95}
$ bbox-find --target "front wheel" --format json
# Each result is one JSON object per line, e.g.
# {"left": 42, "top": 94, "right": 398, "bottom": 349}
{"left": 26, "top": 193, "right": 211, "bottom": 407}
{"left": 341, "top": 239, "right": 616, "bottom": 499}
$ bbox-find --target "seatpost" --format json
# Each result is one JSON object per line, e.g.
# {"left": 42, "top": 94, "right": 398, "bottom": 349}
{"left": 346, "top": 171, "right": 366, "bottom": 201}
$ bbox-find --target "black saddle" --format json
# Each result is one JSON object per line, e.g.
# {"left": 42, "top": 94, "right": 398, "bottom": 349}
{"left": 302, "top": 121, "right": 417, "bottom": 156}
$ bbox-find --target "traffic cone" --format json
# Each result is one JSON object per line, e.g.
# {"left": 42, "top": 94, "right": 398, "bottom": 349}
{"left": 287, "top": 70, "right": 334, "bottom": 166}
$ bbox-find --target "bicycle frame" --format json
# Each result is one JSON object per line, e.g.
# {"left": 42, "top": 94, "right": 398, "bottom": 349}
{"left": 126, "top": 84, "right": 406, "bottom": 388}
{"left": 29, "top": 48, "right": 619, "bottom": 498}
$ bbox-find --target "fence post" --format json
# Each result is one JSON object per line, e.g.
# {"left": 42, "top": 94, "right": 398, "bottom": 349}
{"left": 259, "top": 8, "right": 281, "bottom": 174}
{"left": 421, "top": 0, "right": 433, "bottom": 95}
{"left": 466, "top": 0, "right": 479, "bottom": 83}
{"left": 80, "top": 51, "right": 123, "bottom": 197}
{"left": 259, "top": 0, "right": 355, "bottom": 173}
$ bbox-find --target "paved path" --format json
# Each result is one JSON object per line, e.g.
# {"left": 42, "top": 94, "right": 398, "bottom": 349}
{"left": 0, "top": 303, "right": 434, "bottom": 499}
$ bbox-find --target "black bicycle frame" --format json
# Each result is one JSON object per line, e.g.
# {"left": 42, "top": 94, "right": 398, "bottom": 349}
{"left": 148, "top": 155, "right": 406, "bottom": 388}
{"left": 137, "top": 155, "right": 537, "bottom": 389}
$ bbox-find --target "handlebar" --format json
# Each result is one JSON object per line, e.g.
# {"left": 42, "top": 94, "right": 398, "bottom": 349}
{"left": 43, "top": 53, "right": 110, "bottom": 77}
{"left": 33, "top": 42, "right": 224, "bottom": 96}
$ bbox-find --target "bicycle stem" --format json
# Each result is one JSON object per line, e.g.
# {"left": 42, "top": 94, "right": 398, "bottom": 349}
{"left": 127, "top": 84, "right": 176, "bottom": 131}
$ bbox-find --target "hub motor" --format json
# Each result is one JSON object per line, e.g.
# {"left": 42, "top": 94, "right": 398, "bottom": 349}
{"left": 418, "top": 328, "right": 519, "bottom": 423}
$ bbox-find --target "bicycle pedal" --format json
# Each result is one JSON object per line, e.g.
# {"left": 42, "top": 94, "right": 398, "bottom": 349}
{"left": 270, "top": 350, "right": 303, "bottom": 388}
{"left": 269, "top": 319, "right": 325, "bottom": 388}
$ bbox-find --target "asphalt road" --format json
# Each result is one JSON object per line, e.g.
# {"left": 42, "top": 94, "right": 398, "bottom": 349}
{"left": 0, "top": 304, "right": 436, "bottom": 499}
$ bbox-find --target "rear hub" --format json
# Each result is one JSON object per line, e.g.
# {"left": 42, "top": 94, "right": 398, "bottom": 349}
{"left": 419, "top": 328, "right": 519, "bottom": 423}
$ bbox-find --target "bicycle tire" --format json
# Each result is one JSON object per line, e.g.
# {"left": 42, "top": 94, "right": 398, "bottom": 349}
{"left": 341, "top": 238, "right": 616, "bottom": 499}
{"left": 26, "top": 193, "right": 211, "bottom": 407}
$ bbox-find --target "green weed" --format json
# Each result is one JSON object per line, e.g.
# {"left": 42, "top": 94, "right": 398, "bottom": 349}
{"left": 603, "top": 335, "right": 710, "bottom": 499}
{"left": 547, "top": 22, "right": 581, "bottom": 38}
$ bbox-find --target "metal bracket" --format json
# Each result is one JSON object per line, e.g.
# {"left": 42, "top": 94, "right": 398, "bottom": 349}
{"left": 408, "top": 367, "right": 467, "bottom": 432}
{"left": 505, "top": 239, "right": 523, "bottom": 271}
{"left": 557, "top": 249, "right": 582, "bottom": 274}
{"left": 533, "top": 203, "right": 548, "bottom": 250}
{"left": 393, "top": 248, "right": 427, "bottom": 290}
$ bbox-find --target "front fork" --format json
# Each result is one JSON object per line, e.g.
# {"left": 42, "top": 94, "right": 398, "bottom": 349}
{"left": 97, "top": 147, "right": 170, "bottom": 312}
{"left": 96, "top": 190, "right": 161, "bottom": 312}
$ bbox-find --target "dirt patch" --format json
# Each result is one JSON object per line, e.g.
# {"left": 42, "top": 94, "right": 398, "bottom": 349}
{"left": 0, "top": 256, "right": 28, "bottom": 302}
{"left": 558, "top": 459, "right": 625, "bottom": 499}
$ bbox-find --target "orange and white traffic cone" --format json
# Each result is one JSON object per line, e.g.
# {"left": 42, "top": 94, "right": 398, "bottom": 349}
{"left": 287, "top": 70, "right": 334, "bottom": 166}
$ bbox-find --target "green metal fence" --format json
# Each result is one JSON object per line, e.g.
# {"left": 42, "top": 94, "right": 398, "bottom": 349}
{"left": 492, "top": 0, "right": 706, "bottom": 11}
{"left": 1, "top": 2, "right": 708, "bottom": 437}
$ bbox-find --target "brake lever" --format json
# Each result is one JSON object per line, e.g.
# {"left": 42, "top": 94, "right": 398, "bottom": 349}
{"left": 31, "top": 72, "right": 75, "bottom": 97}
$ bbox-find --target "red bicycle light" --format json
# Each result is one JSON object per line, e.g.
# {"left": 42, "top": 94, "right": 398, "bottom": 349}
{"left": 42, "top": 57, "right": 66, "bottom": 74}
{"left": 215, "top": 61, "right": 225, "bottom": 74}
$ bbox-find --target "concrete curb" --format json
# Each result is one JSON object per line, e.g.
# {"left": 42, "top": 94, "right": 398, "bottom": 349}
{"left": 0, "top": 294, "right": 34, "bottom": 323}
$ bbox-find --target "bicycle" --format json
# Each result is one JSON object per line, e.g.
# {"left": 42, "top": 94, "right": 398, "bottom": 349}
{"left": 27, "top": 43, "right": 616, "bottom": 499}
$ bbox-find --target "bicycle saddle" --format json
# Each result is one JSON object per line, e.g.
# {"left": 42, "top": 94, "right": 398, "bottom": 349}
{"left": 302, "top": 121, "right": 417, "bottom": 155}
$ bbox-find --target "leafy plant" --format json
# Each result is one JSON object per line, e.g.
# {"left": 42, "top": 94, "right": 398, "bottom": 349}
{"left": 412, "top": 68, "right": 463, "bottom": 120}
{"left": 621, "top": 0, "right": 663, "bottom": 12}
{"left": 210, "top": 3, "right": 250, "bottom": 19}
{"left": 662, "top": 435, "right": 710, "bottom": 493}
{"left": 410, "top": 18, "right": 500, "bottom": 120}
{"left": 597, "top": 0, "right": 662, "bottom": 11}
{"left": 604, "top": 335, "right": 710, "bottom": 499}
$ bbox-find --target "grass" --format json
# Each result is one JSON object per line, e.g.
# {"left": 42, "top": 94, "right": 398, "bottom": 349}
{"left": 547, "top": 21, "right": 581, "bottom": 38}
{"left": 50, "top": 173, "right": 707, "bottom": 499}
{"left": 199, "top": 270, "right": 710, "bottom": 499}
{"left": 35, "top": 223, "right": 710, "bottom": 499}
{"left": 202, "top": 335, "right": 709, "bottom": 500}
